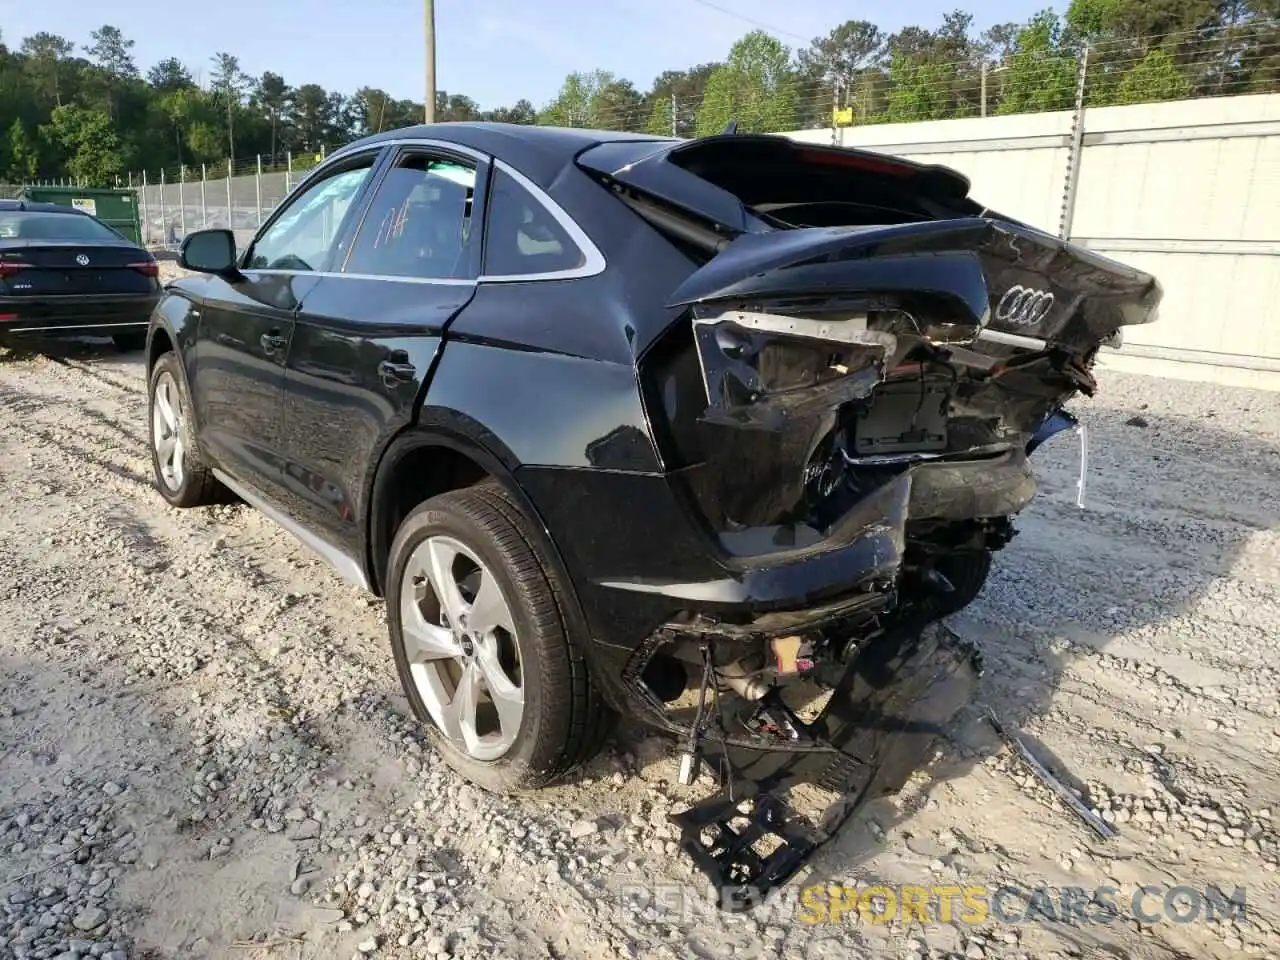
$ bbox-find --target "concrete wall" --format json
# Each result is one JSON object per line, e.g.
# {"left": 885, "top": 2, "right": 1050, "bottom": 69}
{"left": 788, "top": 93, "right": 1280, "bottom": 390}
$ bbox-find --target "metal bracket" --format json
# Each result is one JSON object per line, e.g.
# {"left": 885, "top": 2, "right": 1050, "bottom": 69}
{"left": 1074, "top": 422, "right": 1089, "bottom": 509}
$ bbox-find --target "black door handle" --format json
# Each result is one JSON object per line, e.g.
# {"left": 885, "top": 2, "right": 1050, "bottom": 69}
{"left": 260, "top": 332, "right": 288, "bottom": 354}
{"left": 378, "top": 360, "right": 417, "bottom": 386}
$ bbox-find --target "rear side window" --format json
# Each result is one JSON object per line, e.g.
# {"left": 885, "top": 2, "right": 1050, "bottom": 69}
{"left": 344, "top": 156, "right": 477, "bottom": 280}
{"left": 0, "top": 212, "right": 122, "bottom": 242}
{"left": 482, "top": 168, "right": 584, "bottom": 278}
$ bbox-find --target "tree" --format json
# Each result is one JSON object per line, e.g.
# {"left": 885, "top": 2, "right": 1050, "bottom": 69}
{"left": 436, "top": 91, "right": 481, "bottom": 122}
{"left": 6, "top": 119, "right": 39, "bottom": 180}
{"left": 290, "top": 83, "right": 343, "bottom": 150}
{"left": 147, "top": 57, "right": 194, "bottom": 93}
{"left": 883, "top": 53, "right": 955, "bottom": 121}
{"left": 256, "top": 71, "right": 291, "bottom": 159}
{"left": 210, "top": 52, "right": 250, "bottom": 160}
{"left": 159, "top": 86, "right": 204, "bottom": 165}
{"left": 537, "top": 71, "right": 625, "bottom": 128}
{"left": 997, "top": 11, "right": 1079, "bottom": 114}
{"left": 84, "top": 25, "right": 137, "bottom": 79}
{"left": 797, "top": 21, "right": 885, "bottom": 126}
{"left": 1113, "top": 47, "right": 1192, "bottom": 103}
{"left": 799, "top": 20, "right": 885, "bottom": 92}
{"left": 47, "top": 103, "right": 124, "bottom": 184}
{"left": 81, "top": 25, "right": 138, "bottom": 122}
{"left": 482, "top": 99, "right": 536, "bottom": 124}
{"left": 20, "top": 33, "right": 74, "bottom": 107}
{"left": 596, "top": 78, "right": 646, "bottom": 130}
{"left": 979, "top": 22, "right": 1023, "bottom": 62}
{"left": 646, "top": 97, "right": 675, "bottom": 136}
{"left": 645, "top": 64, "right": 719, "bottom": 137}
{"left": 695, "top": 32, "right": 798, "bottom": 136}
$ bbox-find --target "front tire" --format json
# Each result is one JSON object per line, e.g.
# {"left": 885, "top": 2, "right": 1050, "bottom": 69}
{"left": 147, "top": 352, "right": 222, "bottom": 507}
{"left": 387, "top": 483, "right": 610, "bottom": 792}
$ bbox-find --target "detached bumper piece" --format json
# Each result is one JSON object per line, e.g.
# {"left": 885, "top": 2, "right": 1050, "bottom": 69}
{"left": 672, "top": 785, "right": 822, "bottom": 909}
{"left": 669, "top": 620, "right": 982, "bottom": 908}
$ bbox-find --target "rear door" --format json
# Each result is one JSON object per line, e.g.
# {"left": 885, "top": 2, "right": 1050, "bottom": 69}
{"left": 276, "top": 143, "right": 488, "bottom": 555}
{"left": 189, "top": 149, "right": 385, "bottom": 500}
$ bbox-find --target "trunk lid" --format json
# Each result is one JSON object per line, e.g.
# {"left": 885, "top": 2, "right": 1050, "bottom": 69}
{"left": 618, "top": 144, "right": 1160, "bottom": 562}
{"left": 0, "top": 241, "right": 157, "bottom": 297}
{"left": 670, "top": 218, "right": 1160, "bottom": 360}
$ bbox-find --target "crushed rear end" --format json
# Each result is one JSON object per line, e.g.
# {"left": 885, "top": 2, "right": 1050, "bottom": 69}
{"left": 575, "top": 134, "right": 1161, "bottom": 903}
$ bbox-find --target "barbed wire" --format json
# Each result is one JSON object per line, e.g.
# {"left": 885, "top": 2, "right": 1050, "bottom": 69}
{"left": 126, "top": 18, "right": 1280, "bottom": 184}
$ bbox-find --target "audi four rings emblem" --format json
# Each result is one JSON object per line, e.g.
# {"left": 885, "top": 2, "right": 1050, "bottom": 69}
{"left": 75, "top": 254, "right": 90, "bottom": 266}
{"left": 995, "top": 285, "right": 1054, "bottom": 326}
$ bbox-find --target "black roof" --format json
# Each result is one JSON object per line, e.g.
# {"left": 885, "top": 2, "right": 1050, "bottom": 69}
{"left": 335, "top": 122, "right": 676, "bottom": 189}
{"left": 0, "top": 199, "right": 91, "bottom": 215}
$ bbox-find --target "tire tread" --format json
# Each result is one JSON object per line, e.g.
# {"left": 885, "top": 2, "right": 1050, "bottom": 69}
{"left": 397, "top": 481, "right": 611, "bottom": 788}
{"left": 149, "top": 352, "right": 222, "bottom": 508}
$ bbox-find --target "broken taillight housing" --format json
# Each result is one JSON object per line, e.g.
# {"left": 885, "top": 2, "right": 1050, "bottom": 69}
{"left": 871, "top": 307, "right": 983, "bottom": 346}
{"left": 691, "top": 307, "right": 896, "bottom": 429}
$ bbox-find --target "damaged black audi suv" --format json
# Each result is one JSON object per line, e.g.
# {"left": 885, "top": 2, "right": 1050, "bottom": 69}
{"left": 145, "top": 123, "right": 1159, "bottom": 897}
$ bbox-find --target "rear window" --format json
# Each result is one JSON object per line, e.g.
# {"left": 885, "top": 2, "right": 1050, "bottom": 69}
{"left": 669, "top": 140, "right": 972, "bottom": 228}
{"left": 0, "top": 211, "right": 123, "bottom": 242}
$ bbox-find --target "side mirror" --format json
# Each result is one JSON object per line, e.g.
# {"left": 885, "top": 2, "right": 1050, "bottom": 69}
{"left": 179, "top": 229, "right": 239, "bottom": 277}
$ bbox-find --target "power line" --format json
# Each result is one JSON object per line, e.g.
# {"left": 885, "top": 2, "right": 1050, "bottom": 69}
{"left": 682, "top": 0, "right": 813, "bottom": 44}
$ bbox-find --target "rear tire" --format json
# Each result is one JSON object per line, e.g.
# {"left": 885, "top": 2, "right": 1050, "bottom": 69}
{"left": 113, "top": 331, "right": 147, "bottom": 351}
{"left": 935, "top": 550, "right": 993, "bottom": 616}
{"left": 147, "top": 352, "right": 222, "bottom": 507}
{"left": 387, "top": 483, "right": 611, "bottom": 792}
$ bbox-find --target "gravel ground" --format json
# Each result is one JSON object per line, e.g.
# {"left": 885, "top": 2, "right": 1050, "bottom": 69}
{"left": 1, "top": 317, "right": 1278, "bottom": 960}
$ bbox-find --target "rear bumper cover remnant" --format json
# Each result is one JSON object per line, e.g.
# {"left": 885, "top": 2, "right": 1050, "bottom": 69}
{"left": 670, "top": 620, "right": 981, "bottom": 907}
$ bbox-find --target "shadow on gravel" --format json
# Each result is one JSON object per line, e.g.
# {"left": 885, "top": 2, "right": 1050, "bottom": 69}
{"left": 0, "top": 381, "right": 149, "bottom": 487}
{"left": 796, "top": 393, "right": 1280, "bottom": 954}
{"left": 0, "top": 337, "right": 137, "bottom": 365}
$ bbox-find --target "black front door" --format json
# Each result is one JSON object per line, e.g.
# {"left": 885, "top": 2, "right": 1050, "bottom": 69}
{"left": 188, "top": 149, "right": 385, "bottom": 501}
{"left": 189, "top": 272, "right": 316, "bottom": 493}
{"left": 278, "top": 147, "right": 489, "bottom": 559}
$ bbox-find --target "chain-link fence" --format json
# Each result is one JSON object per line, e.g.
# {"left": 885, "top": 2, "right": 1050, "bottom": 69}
{"left": 135, "top": 160, "right": 317, "bottom": 249}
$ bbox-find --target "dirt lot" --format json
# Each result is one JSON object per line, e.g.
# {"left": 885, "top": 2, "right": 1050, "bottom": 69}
{"left": 0, "top": 327, "right": 1278, "bottom": 960}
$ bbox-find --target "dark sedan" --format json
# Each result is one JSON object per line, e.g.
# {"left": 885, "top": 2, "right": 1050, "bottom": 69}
{"left": 142, "top": 123, "right": 1160, "bottom": 899}
{"left": 0, "top": 199, "right": 161, "bottom": 349}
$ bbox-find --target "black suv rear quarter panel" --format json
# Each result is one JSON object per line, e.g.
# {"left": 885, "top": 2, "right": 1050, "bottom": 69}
{"left": 432, "top": 163, "right": 734, "bottom": 655}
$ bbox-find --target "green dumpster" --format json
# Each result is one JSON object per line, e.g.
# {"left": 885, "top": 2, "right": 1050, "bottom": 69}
{"left": 15, "top": 186, "right": 143, "bottom": 246}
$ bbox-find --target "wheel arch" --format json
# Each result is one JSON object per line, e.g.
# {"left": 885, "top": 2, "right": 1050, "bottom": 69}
{"left": 145, "top": 289, "right": 204, "bottom": 429}
{"left": 364, "top": 407, "right": 576, "bottom": 612}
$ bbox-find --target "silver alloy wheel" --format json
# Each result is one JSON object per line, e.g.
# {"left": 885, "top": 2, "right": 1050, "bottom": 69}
{"left": 400, "top": 534, "right": 525, "bottom": 761}
{"left": 152, "top": 371, "right": 186, "bottom": 491}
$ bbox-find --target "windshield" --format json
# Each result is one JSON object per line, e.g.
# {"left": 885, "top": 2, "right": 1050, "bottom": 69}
{"left": 0, "top": 211, "right": 125, "bottom": 242}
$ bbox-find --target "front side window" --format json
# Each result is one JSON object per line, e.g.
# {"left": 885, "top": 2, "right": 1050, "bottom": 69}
{"left": 482, "top": 167, "right": 585, "bottom": 278}
{"left": 247, "top": 161, "right": 374, "bottom": 272}
{"left": 344, "top": 156, "right": 477, "bottom": 280}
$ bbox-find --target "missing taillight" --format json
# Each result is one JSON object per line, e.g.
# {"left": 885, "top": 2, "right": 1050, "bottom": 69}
{"left": 691, "top": 308, "right": 894, "bottom": 429}
{"left": 129, "top": 260, "right": 159, "bottom": 278}
{"left": 871, "top": 308, "right": 982, "bottom": 346}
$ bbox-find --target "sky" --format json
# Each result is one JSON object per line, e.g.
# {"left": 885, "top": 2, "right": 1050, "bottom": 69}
{"left": 0, "top": 0, "right": 1044, "bottom": 110}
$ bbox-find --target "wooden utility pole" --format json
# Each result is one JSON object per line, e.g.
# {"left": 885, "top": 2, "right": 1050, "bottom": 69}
{"left": 424, "top": 0, "right": 436, "bottom": 123}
